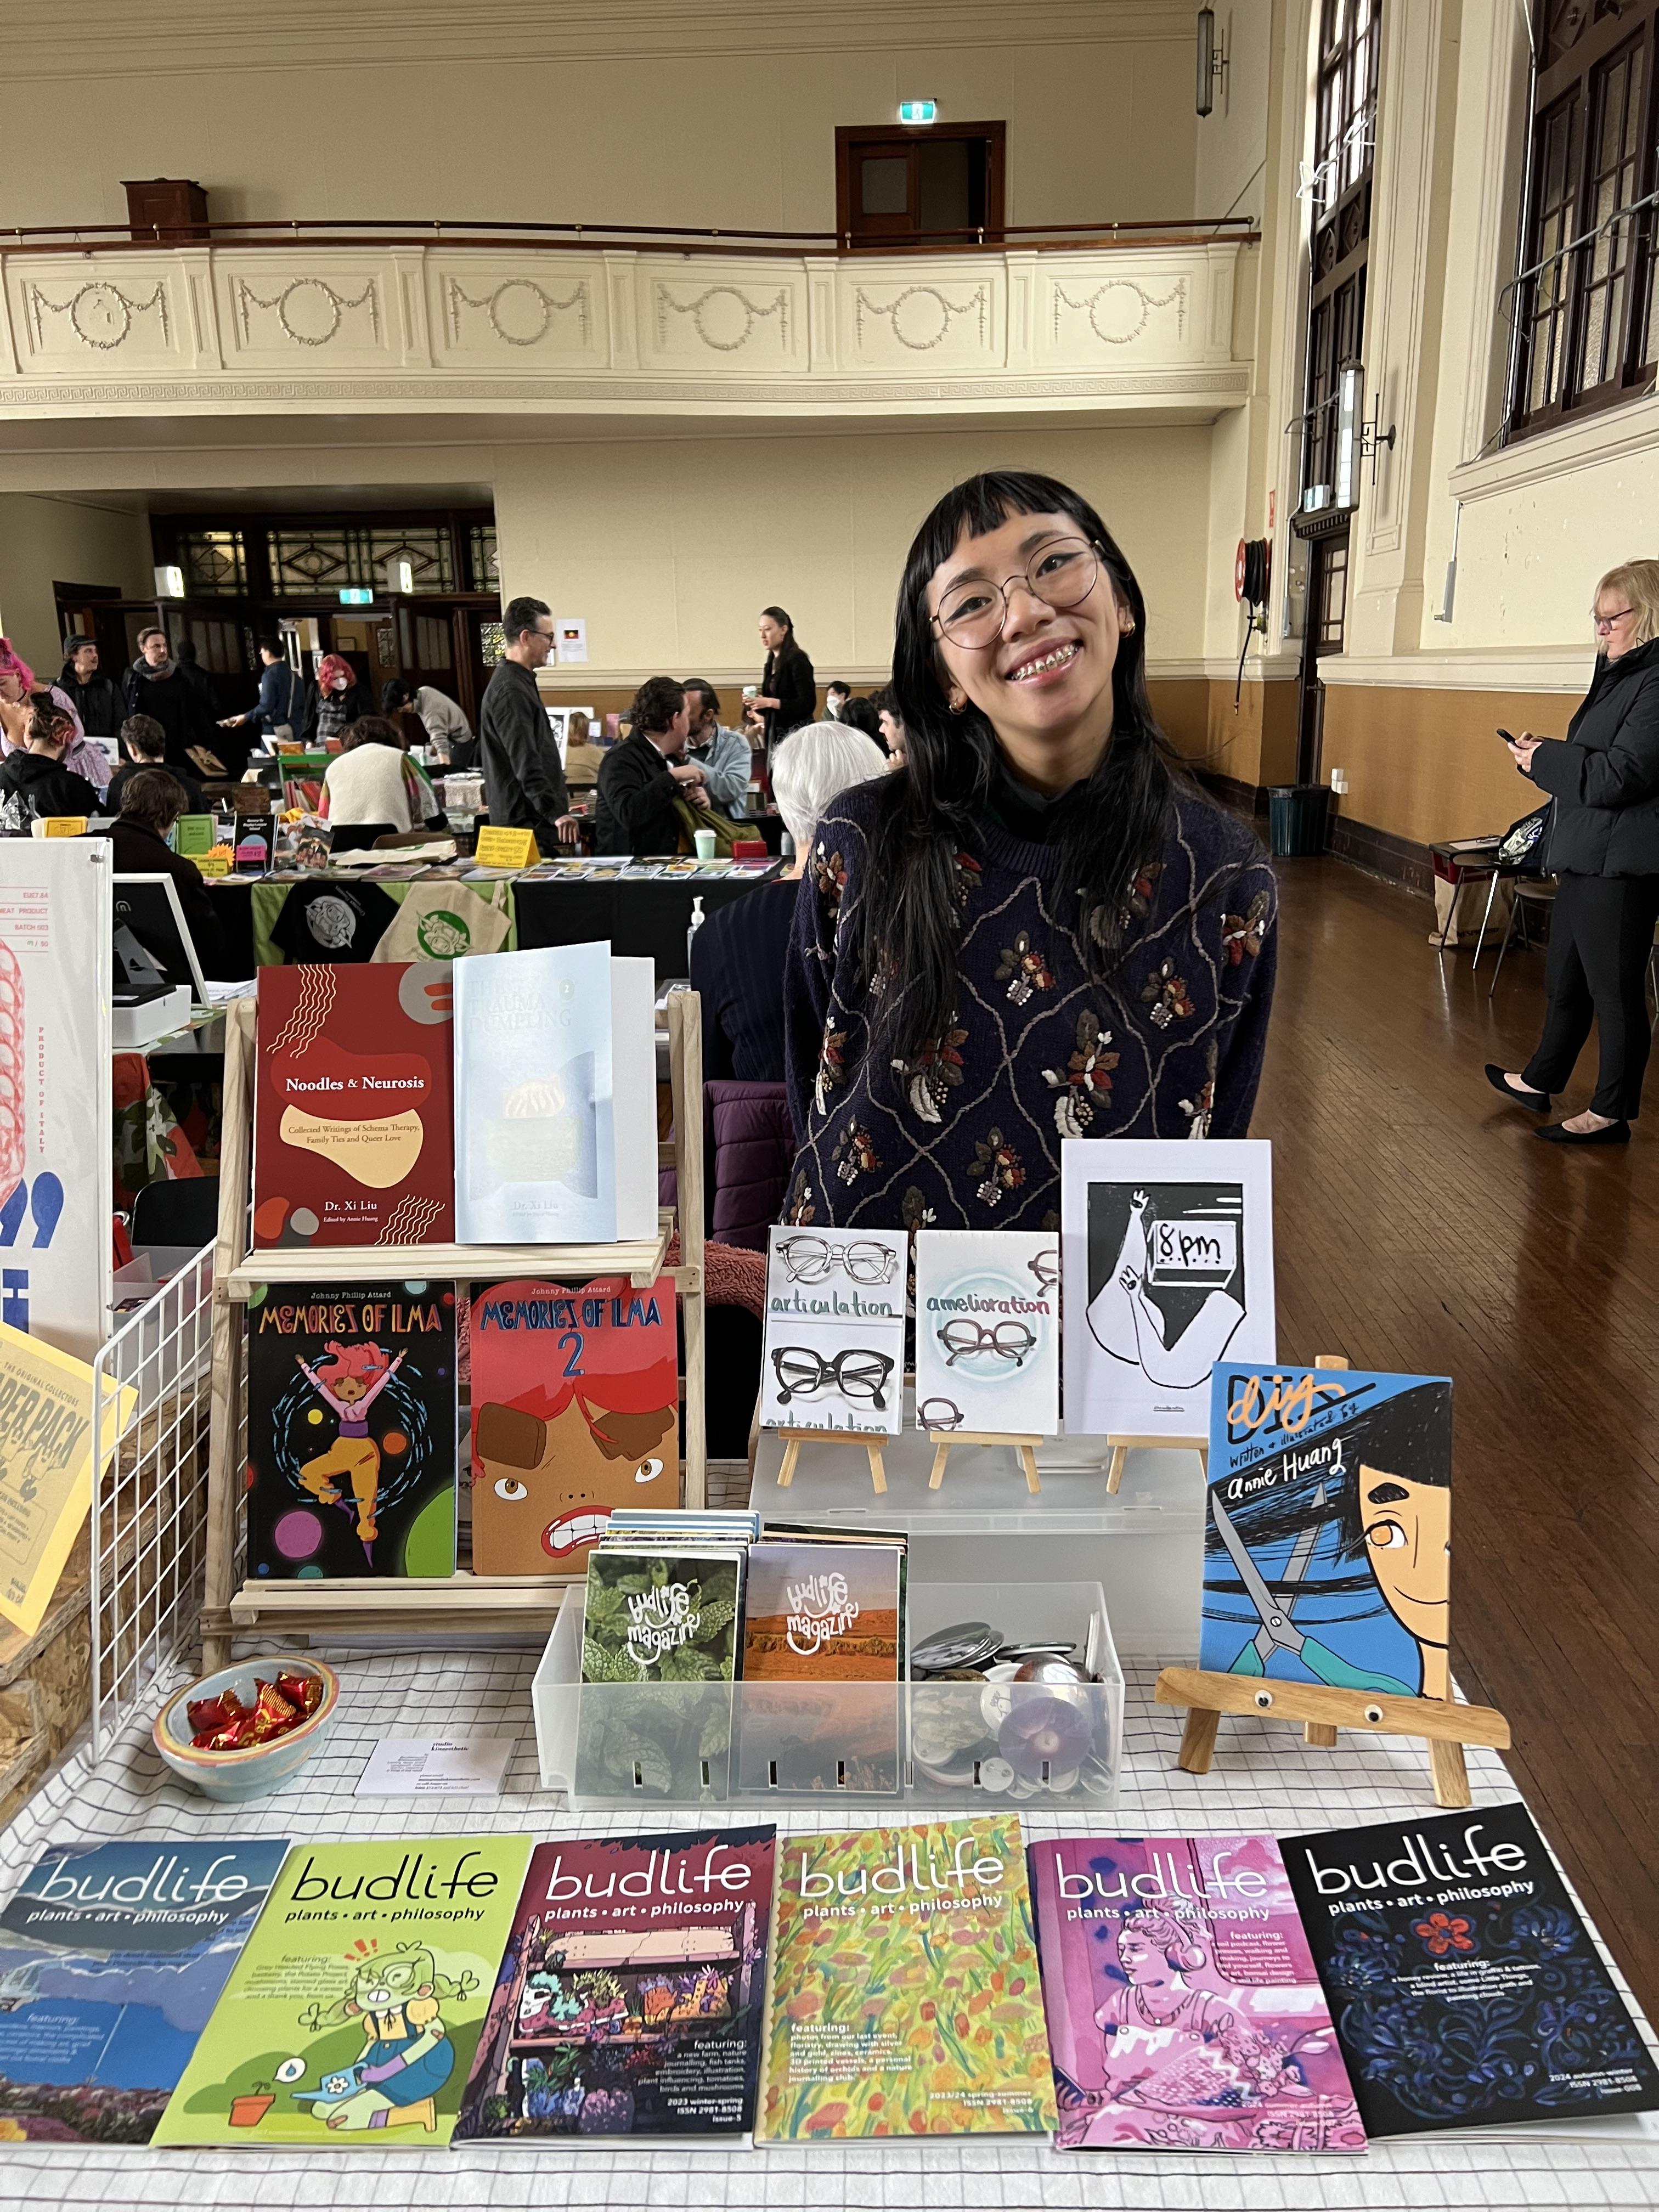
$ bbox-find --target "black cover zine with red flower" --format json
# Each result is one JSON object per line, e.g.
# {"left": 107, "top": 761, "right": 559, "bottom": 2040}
{"left": 1283, "top": 1804, "right": 1659, "bottom": 2137}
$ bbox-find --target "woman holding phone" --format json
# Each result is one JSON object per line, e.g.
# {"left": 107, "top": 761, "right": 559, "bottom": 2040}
{"left": 1489, "top": 560, "right": 1659, "bottom": 1144}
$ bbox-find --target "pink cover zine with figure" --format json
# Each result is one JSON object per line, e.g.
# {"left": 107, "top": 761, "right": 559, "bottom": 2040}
{"left": 1028, "top": 1835, "right": 1366, "bottom": 2154}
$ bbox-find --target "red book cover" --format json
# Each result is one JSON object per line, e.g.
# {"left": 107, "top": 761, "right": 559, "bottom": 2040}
{"left": 253, "top": 962, "right": 454, "bottom": 1248}
{"left": 470, "top": 1274, "right": 680, "bottom": 1575}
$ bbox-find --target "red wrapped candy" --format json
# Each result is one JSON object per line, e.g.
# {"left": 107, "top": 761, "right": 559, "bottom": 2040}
{"left": 187, "top": 1689, "right": 243, "bottom": 1736}
{"left": 187, "top": 1671, "right": 321, "bottom": 1751}
{"left": 275, "top": 1671, "right": 323, "bottom": 1719}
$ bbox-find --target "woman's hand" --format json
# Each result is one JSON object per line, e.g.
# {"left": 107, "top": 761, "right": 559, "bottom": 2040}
{"left": 752, "top": 695, "right": 780, "bottom": 713}
{"left": 1508, "top": 731, "right": 1543, "bottom": 774}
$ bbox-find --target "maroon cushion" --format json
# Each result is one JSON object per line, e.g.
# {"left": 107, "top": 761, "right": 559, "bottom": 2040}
{"left": 707, "top": 1080, "right": 794, "bottom": 1250}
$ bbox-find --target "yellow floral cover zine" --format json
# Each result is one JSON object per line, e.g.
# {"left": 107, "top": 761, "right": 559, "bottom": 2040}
{"left": 758, "top": 1816, "right": 1057, "bottom": 2141}
{"left": 0, "top": 1321, "right": 134, "bottom": 1638}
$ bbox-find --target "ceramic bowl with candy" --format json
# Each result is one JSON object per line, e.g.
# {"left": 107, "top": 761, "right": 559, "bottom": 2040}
{"left": 153, "top": 1656, "right": 338, "bottom": 1802}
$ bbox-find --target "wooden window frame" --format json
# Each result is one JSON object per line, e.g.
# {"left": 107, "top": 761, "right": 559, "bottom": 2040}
{"left": 1299, "top": 1, "right": 1380, "bottom": 503}
{"left": 1507, "top": 2, "right": 1659, "bottom": 443}
{"left": 834, "top": 121, "right": 1006, "bottom": 250}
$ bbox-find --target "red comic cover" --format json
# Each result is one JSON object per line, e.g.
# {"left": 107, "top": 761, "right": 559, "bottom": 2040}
{"left": 253, "top": 962, "right": 454, "bottom": 1248}
{"left": 470, "top": 1275, "right": 680, "bottom": 1575}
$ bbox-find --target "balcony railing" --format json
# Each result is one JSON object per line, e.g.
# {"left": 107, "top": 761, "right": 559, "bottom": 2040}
{"left": 0, "top": 214, "right": 1259, "bottom": 259}
{"left": 0, "top": 227, "right": 1256, "bottom": 421}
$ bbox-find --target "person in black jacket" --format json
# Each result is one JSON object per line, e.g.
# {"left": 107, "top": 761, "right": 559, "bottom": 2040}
{"left": 477, "top": 597, "right": 578, "bottom": 849}
{"left": 595, "top": 677, "right": 707, "bottom": 856}
{"left": 1490, "top": 561, "right": 1659, "bottom": 1144}
{"left": 221, "top": 639, "right": 310, "bottom": 752}
{"left": 106, "top": 766, "right": 226, "bottom": 979}
{"left": 108, "top": 714, "right": 206, "bottom": 816}
{"left": 0, "top": 701, "right": 100, "bottom": 828}
{"left": 122, "top": 627, "right": 216, "bottom": 771}
{"left": 58, "top": 637, "right": 123, "bottom": 740}
{"left": 748, "top": 606, "right": 816, "bottom": 757}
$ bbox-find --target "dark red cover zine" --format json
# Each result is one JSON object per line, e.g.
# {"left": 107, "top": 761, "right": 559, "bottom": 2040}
{"left": 253, "top": 962, "right": 454, "bottom": 1248}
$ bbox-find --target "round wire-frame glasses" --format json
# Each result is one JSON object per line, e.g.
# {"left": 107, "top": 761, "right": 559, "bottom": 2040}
{"left": 931, "top": 536, "right": 1103, "bottom": 649}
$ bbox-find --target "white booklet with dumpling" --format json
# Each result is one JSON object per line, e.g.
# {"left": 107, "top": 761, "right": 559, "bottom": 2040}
{"left": 453, "top": 941, "right": 657, "bottom": 1244}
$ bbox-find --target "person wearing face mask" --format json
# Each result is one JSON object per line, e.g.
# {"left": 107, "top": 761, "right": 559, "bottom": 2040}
{"left": 1489, "top": 560, "right": 1659, "bottom": 1146}
{"left": 782, "top": 470, "right": 1277, "bottom": 1223}
{"left": 305, "top": 653, "right": 369, "bottom": 747}
{"left": 122, "top": 626, "right": 216, "bottom": 771}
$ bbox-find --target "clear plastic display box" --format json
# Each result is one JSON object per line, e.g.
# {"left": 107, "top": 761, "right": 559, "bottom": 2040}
{"left": 533, "top": 1578, "right": 1123, "bottom": 1814}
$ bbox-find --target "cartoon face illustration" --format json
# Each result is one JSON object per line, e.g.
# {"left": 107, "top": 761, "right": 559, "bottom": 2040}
{"left": 475, "top": 1396, "right": 676, "bottom": 1566}
{"left": 1358, "top": 1464, "right": 1450, "bottom": 1647}
{"left": 314, "top": 1339, "right": 392, "bottom": 1407}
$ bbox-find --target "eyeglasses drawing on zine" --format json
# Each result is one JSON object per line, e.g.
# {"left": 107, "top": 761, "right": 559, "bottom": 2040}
{"left": 770, "top": 1345, "right": 896, "bottom": 1411}
{"left": 1025, "top": 1248, "right": 1060, "bottom": 1295}
{"left": 936, "top": 1318, "right": 1037, "bottom": 1369}
{"left": 774, "top": 1235, "right": 899, "bottom": 1288}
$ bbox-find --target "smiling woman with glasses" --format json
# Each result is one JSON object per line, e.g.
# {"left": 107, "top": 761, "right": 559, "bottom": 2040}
{"left": 780, "top": 469, "right": 1278, "bottom": 1238}
{"left": 1490, "top": 560, "right": 1659, "bottom": 1145}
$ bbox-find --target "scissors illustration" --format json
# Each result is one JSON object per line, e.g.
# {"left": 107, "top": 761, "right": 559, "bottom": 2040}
{"left": 1210, "top": 1484, "right": 1414, "bottom": 1695}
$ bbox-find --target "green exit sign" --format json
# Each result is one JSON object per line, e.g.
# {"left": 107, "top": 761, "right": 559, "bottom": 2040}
{"left": 337, "top": 587, "right": 374, "bottom": 606}
{"left": 899, "top": 99, "right": 937, "bottom": 125}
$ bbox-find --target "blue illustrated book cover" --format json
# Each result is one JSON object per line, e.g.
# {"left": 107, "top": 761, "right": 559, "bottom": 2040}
{"left": 1199, "top": 1364, "right": 1453, "bottom": 1701}
{"left": 1284, "top": 1805, "right": 1659, "bottom": 2135}
{"left": 0, "top": 1838, "right": 290, "bottom": 2142}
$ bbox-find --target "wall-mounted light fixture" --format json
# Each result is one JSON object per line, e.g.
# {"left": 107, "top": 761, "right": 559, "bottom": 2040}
{"left": 898, "top": 99, "right": 937, "bottom": 125}
{"left": 1197, "top": 8, "right": 1228, "bottom": 117}
{"left": 384, "top": 556, "right": 414, "bottom": 594}
{"left": 154, "top": 563, "right": 185, "bottom": 600}
{"left": 1334, "top": 361, "right": 1396, "bottom": 509}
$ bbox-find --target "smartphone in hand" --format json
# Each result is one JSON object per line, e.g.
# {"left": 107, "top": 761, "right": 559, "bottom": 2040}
{"left": 1497, "top": 727, "right": 1517, "bottom": 744}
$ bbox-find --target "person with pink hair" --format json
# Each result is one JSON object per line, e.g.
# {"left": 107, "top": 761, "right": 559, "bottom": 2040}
{"left": 0, "top": 638, "right": 110, "bottom": 796}
{"left": 306, "top": 652, "right": 368, "bottom": 747}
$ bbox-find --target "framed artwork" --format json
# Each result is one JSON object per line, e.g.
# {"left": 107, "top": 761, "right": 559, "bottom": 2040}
{"left": 760, "top": 1226, "right": 906, "bottom": 1437}
{"left": 912, "top": 1229, "right": 1058, "bottom": 1438}
{"left": 1060, "top": 1140, "right": 1276, "bottom": 1438}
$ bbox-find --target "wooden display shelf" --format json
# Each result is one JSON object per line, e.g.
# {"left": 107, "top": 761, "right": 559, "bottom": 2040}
{"left": 225, "top": 1214, "right": 673, "bottom": 1297}
{"left": 223, "top": 1574, "right": 568, "bottom": 1641}
{"left": 200, "top": 989, "right": 707, "bottom": 1672}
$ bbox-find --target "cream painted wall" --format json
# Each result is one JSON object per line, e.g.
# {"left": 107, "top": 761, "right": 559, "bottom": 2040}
{"left": 0, "top": 495, "right": 153, "bottom": 675}
{"left": 3, "top": 7, "right": 1202, "bottom": 237}
{"left": 490, "top": 424, "right": 1215, "bottom": 680}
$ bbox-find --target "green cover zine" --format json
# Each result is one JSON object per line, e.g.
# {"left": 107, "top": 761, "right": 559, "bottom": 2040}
{"left": 580, "top": 1548, "right": 743, "bottom": 1683}
{"left": 151, "top": 1836, "right": 533, "bottom": 2148}
{"left": 758, "top": 1816, "right": 1057, "bottom": 2141}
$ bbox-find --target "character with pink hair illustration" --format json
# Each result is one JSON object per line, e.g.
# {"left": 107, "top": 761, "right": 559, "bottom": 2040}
{"left": 296, "top": 1340, "right": 404, "bottom": 1550}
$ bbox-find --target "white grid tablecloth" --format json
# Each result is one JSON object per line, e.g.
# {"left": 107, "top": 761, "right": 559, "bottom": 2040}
{"left": 2, "top": 1647, "right": 1656, "bottom": 2212}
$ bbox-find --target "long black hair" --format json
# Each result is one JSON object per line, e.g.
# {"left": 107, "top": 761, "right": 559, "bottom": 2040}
{"left": 761, "top": 605, "right": 799, "bottom": 663}
{"left": 855, "top": 471, "right": 1174, "bottom": 1066}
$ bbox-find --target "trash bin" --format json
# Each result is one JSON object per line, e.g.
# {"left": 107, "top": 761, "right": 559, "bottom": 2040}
{"left": 1267, "top": 784, "right": 1333, "bottom": 858}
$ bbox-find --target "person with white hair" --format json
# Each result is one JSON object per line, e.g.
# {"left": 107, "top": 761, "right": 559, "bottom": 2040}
{"left": 691, "top": 719, "right": 887, "bottom": 1087}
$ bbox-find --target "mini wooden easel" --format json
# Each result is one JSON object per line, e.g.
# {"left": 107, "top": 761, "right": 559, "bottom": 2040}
{"left": 1153, "top": 1357, "right": 1512, "bottom": 1810}
{"left": 774, "top": 1427, "right": 888, "bottom": 1496}
{"left": 927, "top": 1431, "right": 1042, "bottom": 1494}
{"left": 1106, "top": 1434, "right": 1208, "bottom": 1494}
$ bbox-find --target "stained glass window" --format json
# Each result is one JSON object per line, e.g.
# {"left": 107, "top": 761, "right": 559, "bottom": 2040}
{"left": 479, "top": 621, "right": 505, "bottom": 667}
{"left": 179, "top": 530, "right": 246, "bottom": 595}
{"left": 265, "top": 525, "right": 454, "bottom": 596}
{"left": 469, "top": 526, "right": 500, "bottom": 593}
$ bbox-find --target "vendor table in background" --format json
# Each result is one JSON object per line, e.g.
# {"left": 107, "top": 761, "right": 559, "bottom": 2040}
{"left": 516, "top": 867, "right": 782, "bottom": 980}
{"left": 207, "top": 863, "right": 782, "bottom": 983}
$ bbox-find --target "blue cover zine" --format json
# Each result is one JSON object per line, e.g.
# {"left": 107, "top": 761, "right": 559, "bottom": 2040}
{"left": 1200, "top": 1363, "right": 1453, "bottom": 1702}
{"left": 0, "top": 1837, "right": 290, "bottom": 2142}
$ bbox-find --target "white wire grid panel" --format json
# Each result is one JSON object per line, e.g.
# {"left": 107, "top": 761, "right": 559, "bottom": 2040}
{"left": 0, "top": 1646, "right": 1654, "bottom": 2211}
{"left": 89, "top": 1241, "right": 217, "bottom": 1760}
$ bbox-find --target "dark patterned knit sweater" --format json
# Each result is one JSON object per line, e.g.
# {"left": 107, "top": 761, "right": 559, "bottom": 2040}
{"left": 782, "top": 780, "right": 1277, "bottom": 1232}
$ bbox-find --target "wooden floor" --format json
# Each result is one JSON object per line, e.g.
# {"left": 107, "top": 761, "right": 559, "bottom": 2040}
{"left": 1258, "top": 857, "right": 1659, "bottom": 2019}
